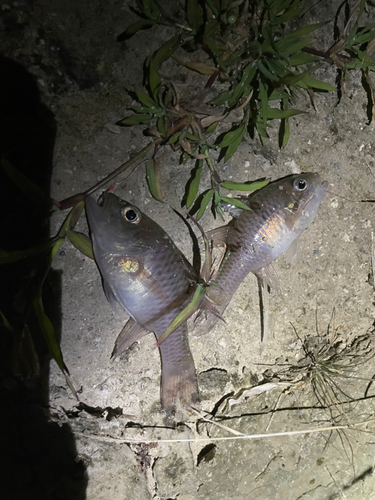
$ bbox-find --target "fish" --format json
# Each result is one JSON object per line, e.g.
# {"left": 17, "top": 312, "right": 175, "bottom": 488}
{"left": 85, "top": 192, "right": 200, "bottom": 413}
{"left": 199, "top": 172, "right": 328, "bottom": 333}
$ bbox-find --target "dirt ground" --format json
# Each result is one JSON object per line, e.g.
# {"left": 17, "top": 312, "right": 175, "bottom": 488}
{"left": 3, "top": 0, "right": 375, "bottom": 498}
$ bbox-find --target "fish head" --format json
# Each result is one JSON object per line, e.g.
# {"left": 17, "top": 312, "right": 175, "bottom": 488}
{"left": 279, "top": 172, "right": 328, "bottom": 233}
{"left": 85, "top": 192, "right": 165, "bottom": 256}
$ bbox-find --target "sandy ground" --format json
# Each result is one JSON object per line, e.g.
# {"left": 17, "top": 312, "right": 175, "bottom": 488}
{"left": 3, "top": 0, "right": 375, "bottom": 499}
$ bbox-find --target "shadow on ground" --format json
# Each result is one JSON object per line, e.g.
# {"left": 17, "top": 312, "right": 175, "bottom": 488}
{"left": 0, "top": 56, "right": 87, "bottom": 500}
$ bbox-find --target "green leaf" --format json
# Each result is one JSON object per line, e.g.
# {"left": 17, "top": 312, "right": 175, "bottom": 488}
{"left": 149, "top": 35, "right": 182, "bottom": 97}
{"left": 220, "top": 124, "right": 246, "bottom": 162}
{"left": 33, "top": 286, "right": 68, "bottom": 374}
{"left": 269, "top": 7, "right": 301, "bottom": 26}
{"left": 296, "top": 76, "right": 336, "bottom": 91}
{"left": 212, "top": 90, "right": 231, "bottom": 106}
{"left": 214, "top": 191, "right": 225, "bottom": 220}
{"left": 288, "top": 21, "right": 328, "bottom": 38}
{"left": 146, "top": 159, "right": 163, "bottom": 202}
{"left": 218, "top": 123, "right": 246, "bottom": 148}
{"left": 257, "top": 60, "right": 278, "bottom": 81}
{"left": 119, "top": 114, "right": 154, "bottom": 125}
{"left": 0, "top": 310, "right": 15, "bottom": 332}
{"left": 117, "top": 19, "right": 156, "bottom": 41}
{"left": 258, "top": 79, "right": 268, "bottom": 127}
{"left": 280, "top": 117, "right": 290, "bottom": 148}
{"left": 187, "top": 0, "right": 203, "bottom": 30}
{"left": 197, "top": 189, "right": 214, "bottom": 219}
{"left": 266, "top": 108, "right": 304, "bottom": 119}
{"left": 275, "top": 37, "right": 316, "bottom": 56}
{"left": 205, "top": 122, "right": 218, "bottom": 134}
{"left": 288, "top": 52, "right": 320, "bottom": 66}
{"left": 0, "top": 239, "right": 57, "bottom": 265}
{"left": 166, "top": 131, "right": 181, "bottom": 145}
{"left": 220, "top": 196, "right": 251, "bottom": 211}
{"left": 135, "top": 90, "right": 158, "bottom": 108}
{"left": 221, "top": 179, "right": 270, "bottom": 191}
{"left": 228, "top": 63, "right": 256, "bottom": 107}
{"left": 185, "top": 131, "right": 200, "bottom": 141}
{"left": 149, "top": 67, "right": 161, "bottom": 101}
{"left": 1, "top": 159, "right": 51, "bottom": 206}
{"left": 57, "top": 201, "right": 85, "bottom": 239}
{"left": 67, "top": 230, "right": 94, "bottom": 259}
{"left": 157, "top": 116, "right": 167, "bottom": 136}
{"left": 186, "top": 161, "right": 203, "bottom": 208}
{"left": 141, "top": 0, "right": 162, "bottom": 20}
{"left": 156, "top": 282, "right": 206, "bottom": 346}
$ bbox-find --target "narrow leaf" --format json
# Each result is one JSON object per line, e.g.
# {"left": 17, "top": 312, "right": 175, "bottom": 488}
{"left": 222, "top": 124, "right": 246, "bottom": 161}
{"left": 0, "top": 310, "right": 15, "bottom": 332}
{"left": 288, "top": 52, "right": 320, "bottom": 66}
{"left": 156, "top": 283, "right": 206, "bottom": 346}
{"left": 266, "top": 108, "right": 304, "bottom": 119}
{"left": 187, "top": 0, "right": 203, "bottom": 30}
{"left": 184, "top": 61, "right": 217, "bottom": 75}
{"left": 228, "top": 63, "right": 256, "bottom": 107}
{"left": 146, "top": 159, "right": 163, "bottom": 202}
{"left": 280, "top": 117, "right": 290, "bottom": 148}
{"left": 220, "top": 196, "right": 251, "bottom": 211}
{"left": 0, "top": 239, "right": 57, "bottom": 265}
{"left": 135, "top": 90, "right": 158, "bottom": 108}
{"left": 149, "top": 35, "right": 182, "bottom": 97}
{"left": 186, "top": 162, "right": 203, "bottom": 208}
{"left": 33, "top": 286, "right": 68, "bottom": 374}
{"left": 218, "top": 123, "right": 246, "bottom": 148}
{"left": 197, "top": 189, "right": 214, "bottom": 219}
{"left": 258, "top": 79, "right": 268, "bottom": 127}
{"left": 296, "top": 76, "right": 336, "bottom": 91}
{"left": 212, "top": 90, "right": 231, "bottom": 106}
{"left": 119, "top": 114, "right": 154, "bottom": 125}
{"left": 166, "top": 131, "right": 181, "bottom": 144}
{"left": 141, "top": 0, "right": 162, "bottom": 20}
{"left": 117, "top": 20, "right": 156, "bottom": 41}
{"left": 221, "top": 179, "right": 270, "bottom": 191}
{"left": 67, "top": 230, "right": 94, "bottom": 259}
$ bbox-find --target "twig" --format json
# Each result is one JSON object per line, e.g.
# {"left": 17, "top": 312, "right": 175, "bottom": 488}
{"left": 75, "top": 418, "right": 375, "bottom": 445}
{"left": 190, "top": 407, "right": 244, "bottom": 436}
{"left": 58, "top": 140, "right": 157, "bottom": 209}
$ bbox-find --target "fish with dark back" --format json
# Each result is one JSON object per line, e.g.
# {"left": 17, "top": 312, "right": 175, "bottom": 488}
{"left": 199, "top": 172, "right": 328, "bottom": 333}
{"left": 85, "top": 193, "right": 200, "bottom": 413}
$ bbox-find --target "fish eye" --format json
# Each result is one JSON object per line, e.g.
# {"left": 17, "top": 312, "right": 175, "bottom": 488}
{"left": 294, "top": 178, "right": 307, "bottom": 191}
{"left": 122, "top": 206, "right": 141, "bottom": 224}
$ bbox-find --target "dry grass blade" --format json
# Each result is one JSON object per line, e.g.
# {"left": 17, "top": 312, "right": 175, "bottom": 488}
{"left": 75, "top": 418, "right": 375, "bottom": 445}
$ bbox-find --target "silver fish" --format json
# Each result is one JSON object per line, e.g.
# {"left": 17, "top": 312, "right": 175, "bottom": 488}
{"left": 201, "top": 172, "right": 328, "bottom": 331}
{"left": 86, "top": 193, "right": 200, "bottom": 412}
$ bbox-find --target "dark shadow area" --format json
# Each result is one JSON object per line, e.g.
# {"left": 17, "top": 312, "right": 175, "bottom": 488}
{"left": 0, "top": 56, "right": 87, "bottom": 500}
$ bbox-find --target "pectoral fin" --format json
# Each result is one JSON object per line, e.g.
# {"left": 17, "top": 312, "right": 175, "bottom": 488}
{"left": 253, "top": 264, "right": 281, "bottom": 296}
{"left": 111, "top": 318, "right": 150, "bottom": 359}
{"left": 284, "top": 239, "right": 298, "bottom": 264}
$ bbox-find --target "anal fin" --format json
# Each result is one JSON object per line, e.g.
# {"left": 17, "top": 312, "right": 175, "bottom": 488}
{"left": 111, "top": 317, "right": 150, "bottom": 359}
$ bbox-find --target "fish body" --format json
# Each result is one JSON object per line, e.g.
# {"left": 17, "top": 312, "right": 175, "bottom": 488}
{"left": 203, "top": 173, "right": 328, "bottom": 328}
{"left": 85, "top": 193, "right": 199, "bottom": 411}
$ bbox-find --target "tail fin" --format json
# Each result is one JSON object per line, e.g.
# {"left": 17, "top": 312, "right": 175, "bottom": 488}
{"left": 157, "top": 324, "right": 199, "bottom": 413}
